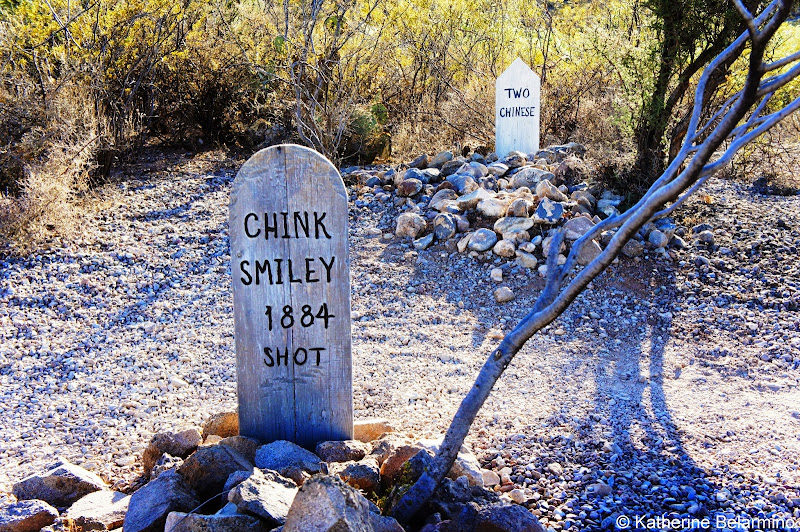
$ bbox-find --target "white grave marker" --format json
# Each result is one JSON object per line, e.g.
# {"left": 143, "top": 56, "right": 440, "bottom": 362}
{"left": 495, "top": 58, "right": 541, "bottom": 158}
{"left": 229, "top": 144, "right": 353, "bottom": 447}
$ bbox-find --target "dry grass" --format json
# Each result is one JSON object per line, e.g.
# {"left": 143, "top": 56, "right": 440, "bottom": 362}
{"left": 726, "top": 116, "right": 800, "bottom": 194}
{"left": 0, "top": 83, "right": 108, "bottom": 255}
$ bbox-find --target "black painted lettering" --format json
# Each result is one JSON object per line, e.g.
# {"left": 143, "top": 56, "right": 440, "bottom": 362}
{"left": 281, "top": 212, "right": 290, "bottom": 239}
{"left": 294, "top": 348, "right": 307, "bottom": 365}
{"left": 314, "top": 211, "right": 332, "bottom": 239}
{"left": 274, "top": 258, "right": 283, "bottom": 284}
{"left": 244, "top": 213, "right": 260, "bottom": 238}
{"left": 319, "top": 256, "right": 335, "bottom": 282}
{"left": 310, "top": 347, "right": 325, "bottom": 366}
{"left": 276, "top": 347, "right": 289, "bottom": 366}
{"left": 264, "top": 213, "right": 278, "bottom": 240}
{"left": 240, "top": 261, "right": 252, "bottom": 285}
{"left": 255, "top": 259, "right": 271, "bottom": 285}
{"left": 294, "top": 211, "right": 310, "bottom": 238}
{"left": 305, "top": 258, "right": 318, "bottom": 283}
{"left": 263, "top": 347, "right": 275, "bottom": 367}
{"left": 287, "top": 259, "right": 302, "bottom": 283}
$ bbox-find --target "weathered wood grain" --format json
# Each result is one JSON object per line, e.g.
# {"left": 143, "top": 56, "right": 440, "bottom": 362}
{"left": 229, "top": 144, "right": 353, "bottom": 448}
{"left": 495, "top": 58, "right": 541, "bottom": 158}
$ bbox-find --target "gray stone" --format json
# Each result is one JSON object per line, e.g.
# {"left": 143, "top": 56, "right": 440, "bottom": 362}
{"left": 476, "top": 198, "right": 510, "bottom": 218}
{"left": 670, "top": 235, "right": 687, "bottom": 249}
{"left": 254, "top": 440, "right": 326, "bottom": 476}
{"left": 434, "top": 214, "right": 458, "bottom": 241}
{"left": 576, "top": 240, "right": 602, "bottom": 265}
{"left": 283, "top": 476, "right": 403, "bottom": 532}
{"left": 648, "top": 229, "right": 669, "bottom": 248}
{"left": 532, "top": 198, "right": 564, "bottom": 224}
{"left": 653, "top": 218, "right": 677, "bottom": 240}
{"left": 494, "top": 287, "right": 515, "bottom": 303}
{"left": 315, "top": 440, "right": 370, "bottom": 463}
{"left": 622, "top": 239, "right": 644, "bottom": 258}
{"left": 492, "top": 240, "right": 516, "bottom": 258}
{"left": 571, "top": 189, "right": 596, "bottom": 206}
{"left": 353, "top": 418, "right": 395, "bottom": 442}
{"left": 429, "top": 151, "right": 453, "bottom": 169}
{"left": 486, "top": 162, "right": 509, "bottom": 176}
{"left": 494, "top": 216, "right": 534, "bottom": 234}
{"left": 503, "top": 230, "right": 531, "bottom": 245}
{"left": 468, "top": 229, "right": 498, "bottom": 252}
{"left": 178, "top": 444, "right": 254, "bottom": 501}
{"left": 509, "top": 167, "right": 554, "bottom": 189}
{"left": 328, "top": 458, "right": 381, "bottom": 492}
{"left": 397, "top": 178, "right": 423, "bottom": 197}
{"left": 500, "top": 152, "right": 527, "bottom": 169}
{"left": 64, "top": 490, "right": 129, "bottom": 531}
{"left": 482, "top": 469, "right": 501, "bottom": 487}
{"left": 422, "top": 167, "right": 441, "bottom": 183}
{"left": 452, "top": 501, "right": 545, "bottom": 532}
{"left": 228, "top": 468, "right": 297, "bottom": 526}
{"left": 562, "top": 216, "right": 595, "bottom": 240}
{"left": 0, "top": 500, "right": 58, "bottom": 532}
{"left": 535, "top": 179, "right": 567, "bottom": 202}
{"left": 515, "top": 250, "right": 538, "bottom": 269}
{"left": 202, "top": 412, "right": 239, "bottom": 440}
{"left": 456, "top": 188, "right": 493, "bottom": 210}
{"left": 586, "top": 482, "right": 612, "bottom": 498}
{"left": 151, "top": 453, "right": 183, "bottom": 480}
{"left": 507, "top": 198, "right": 532, "bottom": 217}
{"left": 490, "top": 268, "right": 503, "bottom": 282}
{"left": 441, "top": 159, "right": 467, "bottom": 177}
{"left": 446, "top": 173, "right": 477, "bottom": 194}
{"left": 395, "top": 212, "right": 427, "bottom": 239}
{"left": 12, "top": 460, "right": 107, "bottom": 508}
{"left": 541, "top": 234, "right": 565, "bottom": 257}
{"left": 457, "top": 232, "right": 474, "bottom": 253}
{"left": 464, "top": 161, "right": 488, "bottom": 179}
{"left": 407, "top": 154, "right": 429, "bottom": 169}
{"left": 219, "top": 436, "right": 260, "bottom": 464}
{"left": 142, "top": 428, "right": 203, "bottom": 471}
{"left": 691, "top": 223, "right": 713, "bottom": 234}
{"left": 123, "top": 470, "right": 200, "bottom": 532}
{"left": 598, "top": 203, "right": 620, "bottom": 218}
{"left": 553, "top": 155, "right": 588, "bottom": 185}
{"left": 697, "top": 230, "right": 715, "bottom": 245}
{"left": 429, "top": 189, "right": 459, "bottom": 211}
{"left": 378, "top": 444, "right": 427, "bottom": 488}
{"left": 223, "top": 470, "right": 252, "bottom": 495}
{"left": 454, "top": 214, "right": 470, "bottom": 233}
{"left": 413, "top": 233, "right": 434, "bottom": 250}
{"left": 165, "top": 511, "right": 269, "bottom": 532}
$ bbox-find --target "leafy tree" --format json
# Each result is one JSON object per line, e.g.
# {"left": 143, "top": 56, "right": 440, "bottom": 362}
{"left": 633, "top": 0, "right": 764, "bottom": 182}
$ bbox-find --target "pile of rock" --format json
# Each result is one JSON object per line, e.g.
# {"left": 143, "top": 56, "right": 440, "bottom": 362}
{"left": 1, "top": 413, "right": 545, "bottom": 532}
{"left": 348, "top": 144, "right": 687, "bottom": 290}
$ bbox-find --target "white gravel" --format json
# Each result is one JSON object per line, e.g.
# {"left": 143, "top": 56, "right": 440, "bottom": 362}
{"left": 1, "top": 150, "right": 798, "bottom": 527}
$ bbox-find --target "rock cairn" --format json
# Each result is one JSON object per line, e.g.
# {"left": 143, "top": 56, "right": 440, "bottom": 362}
{"left": 1, "top": 413, "right": 547, "bottom": 532}
{"left": 347, "top": 143, "right": 686, "bottom": 303}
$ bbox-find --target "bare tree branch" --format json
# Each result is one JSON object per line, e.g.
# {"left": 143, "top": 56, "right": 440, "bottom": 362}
{"left": 390, "top": 0, "right": 799, "bottom": 523}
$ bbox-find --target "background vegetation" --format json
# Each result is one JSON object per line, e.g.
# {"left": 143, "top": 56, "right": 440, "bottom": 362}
{"left": 1, "top": 0, "right": 799, "bottom": 250}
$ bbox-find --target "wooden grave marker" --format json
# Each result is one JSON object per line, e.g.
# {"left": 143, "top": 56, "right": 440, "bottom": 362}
{"left": 495, "top": 57, "right": 541, "bottom": 158}
{"left": 229, "top": 144, "right": 353, "bottom": 447}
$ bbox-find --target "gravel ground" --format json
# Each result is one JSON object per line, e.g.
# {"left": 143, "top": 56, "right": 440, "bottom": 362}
{"left": 1, "top": 149, "right": 799, "bottom": 530}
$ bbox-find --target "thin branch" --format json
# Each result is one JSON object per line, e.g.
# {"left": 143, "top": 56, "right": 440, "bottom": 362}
{"left": 763, "top": 49, "right": 800, "bottom": 72}
{"left": 733, "top": 0, "right": 758, "bottom": 37}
